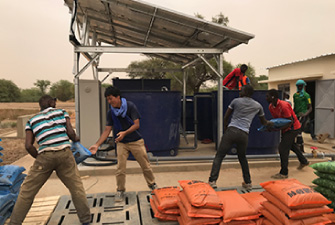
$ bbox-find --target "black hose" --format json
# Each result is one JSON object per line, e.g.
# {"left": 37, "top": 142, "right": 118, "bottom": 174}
{"left": 81, "top": 155, "right": 117, "bottom": 167}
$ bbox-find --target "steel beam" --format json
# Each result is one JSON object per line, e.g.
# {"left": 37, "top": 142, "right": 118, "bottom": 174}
{"left": 75, "top": 46, "right": 224, "bottom": 54}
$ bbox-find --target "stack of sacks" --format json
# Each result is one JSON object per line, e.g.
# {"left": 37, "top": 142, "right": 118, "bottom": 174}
{"left": 177, "top": 180, "right": 222, "bottom": 225}
{"left": 260, "top": 179, "right": 333, "bottom": 225}
{"left": 240, "top": 192, "right": 267, "bottom": 225}
{"left": 310, "top": 161, "right": 335, "bottom": 209}
{"left": 217, "top": 190, "right": 260, "bottom": 225}
{"left": 0, "top": 165, "right": 26, "bottom": 224}
{"left": 150, "top": 186, "right": 180, "bottom": 221}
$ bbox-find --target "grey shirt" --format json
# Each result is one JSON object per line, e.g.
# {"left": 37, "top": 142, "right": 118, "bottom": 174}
{"left": 228, "top": 97, "right": 265, "bottom": 133}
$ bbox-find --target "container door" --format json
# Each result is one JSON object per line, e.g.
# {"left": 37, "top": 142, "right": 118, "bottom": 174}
{"left": 315, "top": 80, "right": 335, "bottom": 138}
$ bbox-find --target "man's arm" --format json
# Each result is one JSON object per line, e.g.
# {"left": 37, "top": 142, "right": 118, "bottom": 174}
{"left": 301, "top": 104, "right": 312, "bottom": 117}
{"left": 223, "top": 108, "right": 233, "bottom": 132}
{"left": 25, "top": 130, "right": 38, "bottom": 158}
{"left": 65, "top": 118, "right": 79, "bottom": 142}
{"left": 115, "top": 119, "right": 140, "bottom": 143}
{"left": 89, "top": 126, "right": 112, "bottom": 155}
{"left": 222, "top": 70, "right": 236, "bottom": 88}
{"left": 259, "top": 115, "right": 273, "bottom": 127}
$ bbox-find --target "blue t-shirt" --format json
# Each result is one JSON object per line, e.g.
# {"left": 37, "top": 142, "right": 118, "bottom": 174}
{"left": 106, "top": 101, "right": 142, "bottom": 143}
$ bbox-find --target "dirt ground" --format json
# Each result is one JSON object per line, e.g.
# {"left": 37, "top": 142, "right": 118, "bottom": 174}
{"left": 0, "top": 102, "right": 75, "bottom": 165}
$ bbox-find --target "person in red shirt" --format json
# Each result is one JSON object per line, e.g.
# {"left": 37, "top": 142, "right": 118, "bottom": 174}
{"left": 266, "top": 89, "right": 309, "bottom": 179}
{"left": 222, "top": 64, "right": 249, "bottom": 90}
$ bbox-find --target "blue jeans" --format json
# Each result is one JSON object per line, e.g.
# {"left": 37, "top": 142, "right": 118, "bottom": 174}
{"left": 209, "top": 127, "right": 251, "bottom": 184}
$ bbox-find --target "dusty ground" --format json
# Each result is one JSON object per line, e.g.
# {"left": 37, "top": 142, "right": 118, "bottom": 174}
{"left": 0, "top": 102, "right": 75, "bottom": 165}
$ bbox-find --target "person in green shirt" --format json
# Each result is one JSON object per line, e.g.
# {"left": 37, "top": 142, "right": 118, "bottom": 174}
{"left": 293, "top": 80, "right": 316, "bottom": 152}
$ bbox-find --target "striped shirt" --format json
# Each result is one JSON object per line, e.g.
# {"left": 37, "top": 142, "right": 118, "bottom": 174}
{"left": 25, "top": 107, "right": 71, "bottom": 152}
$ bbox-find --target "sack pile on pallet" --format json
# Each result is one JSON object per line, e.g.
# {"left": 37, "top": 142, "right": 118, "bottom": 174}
{"left": 150, "top": 178, "right": 335, "bottom": 225}
{"left": 260, "top": 178, "right": 333, "bottom": 225}
{"left": 150, "top": 186, "right": 181, "bottom": 221}
{"left": 0, "top": 164, "right": 26, "bottom": 224}
{"left": 310, "top": 161, "right": 335, "bottom": 209}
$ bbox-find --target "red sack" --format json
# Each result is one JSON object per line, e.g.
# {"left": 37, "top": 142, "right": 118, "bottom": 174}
{"left": 177, "top": 199, "right": 222, "bottom": 225}
{"left": 150, "top": 198, "right": 178, "bottom": 221}
{"left": 152, "top": 195, "right": 179, "bottom": 215}
{"left": 260, "top": 179, "right": 331, "bottom": 209}
{"left": 217, "top": 190, "right": 259, "bottom": 223}
{"left": 152, "top": 186, "right": 180, "bottom": 211}
{"left": 178, "top": 191, "right": 223, "bottom": 218}
{"left": 262, "top": 191, "right": 333, "bottom": 219}
{"left": 241, "top": 192, "right": 267, "bottom": 213}
{"left": 178, "top": 180, "right": 223, "bottom": 209}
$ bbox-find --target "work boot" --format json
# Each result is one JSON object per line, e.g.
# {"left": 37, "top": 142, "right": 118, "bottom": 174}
{"left": 242, "top": 182, "right": 252, "bottom": 191}
{"left": 208, "top": 181, "right": 217, "bottom": 189}
{"left": 149, "top": 183, "right": 158, "bottom": 191}
{"left": 271, "top": 173, "right": 288, "bottom": 179}
{"left": 297, "top": 161, "right": 310, "bottom": 170}
{"left": 115, "top": 191, "right": 124, "bottom": 202}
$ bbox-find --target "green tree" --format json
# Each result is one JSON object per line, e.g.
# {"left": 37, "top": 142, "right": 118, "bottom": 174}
{"left": 212, "top": 12, "right": 229, "bottom": 25}
{"left": 49, "top": 80, "right": 74, "bottom": 101}
{"left": 0, "top": 79, "right": 21, "bottom": 102}
{"left": 19, "top": 88, "right": 41, "bottom": 102}
{"left": 34, "top": 79, "right": 51, "bottom": 95}
{"left": 255, "top": 75, "right": 269, "bottom": 90}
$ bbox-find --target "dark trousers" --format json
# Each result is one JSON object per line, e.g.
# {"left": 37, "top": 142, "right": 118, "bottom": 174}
{"left": 209, "top": 127, "right": 251, "bottom": 184}
{"left": 279, "top": 129, "right": 309, "bottom": 175}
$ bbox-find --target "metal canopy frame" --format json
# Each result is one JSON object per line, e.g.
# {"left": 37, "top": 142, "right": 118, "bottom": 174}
{"left": 64, "top": 0, "right": 254, "bottom": 146}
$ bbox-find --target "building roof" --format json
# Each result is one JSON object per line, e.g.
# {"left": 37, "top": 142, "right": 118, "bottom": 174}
{"left": 63, "top": 0, "right": 254, "bottom": 65}
{"left": 267, "top": 53, "right": 335, "bottom": 70}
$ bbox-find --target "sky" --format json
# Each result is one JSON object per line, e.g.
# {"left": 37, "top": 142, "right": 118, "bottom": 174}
{"left": 1, "top": 0, "right": 335, "bottom": 89}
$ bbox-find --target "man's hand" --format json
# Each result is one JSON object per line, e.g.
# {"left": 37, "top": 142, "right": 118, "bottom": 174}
{"left": 115, "top": 131, "right": 126, "bottom": 143}
{"left": 89, "top": 144, "right": 99, "bottom": 155}
{"left": 267, "top": 121, "right": 274, "bottom": 127}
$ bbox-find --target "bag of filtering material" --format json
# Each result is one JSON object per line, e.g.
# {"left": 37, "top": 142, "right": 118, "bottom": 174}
{"left": 0, "top": 165, "right": 25, "bottom": 186}
{"left": 0, "top": 193, "right": 17, "bottom": 216}
{"left": 0, "top": 173, "right": 26, "bottom": 195}
{"left": 71, "top": 142, "right": 92, "bottom": 164}
{"left": 257, "top": 118, "right": 292, "bottom": 132}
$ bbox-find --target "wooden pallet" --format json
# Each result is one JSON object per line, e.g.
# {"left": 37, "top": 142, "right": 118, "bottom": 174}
{"left": 4, "top": 196, "right": 60, "bottom": 225}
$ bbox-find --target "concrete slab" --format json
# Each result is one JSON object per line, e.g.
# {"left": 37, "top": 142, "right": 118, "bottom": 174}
{"left": 9, "top": 133, "right": 335, "bottom": 199}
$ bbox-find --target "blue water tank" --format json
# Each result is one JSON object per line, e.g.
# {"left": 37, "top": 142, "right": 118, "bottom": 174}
{"left": 122, "top": 91, "right": 181, "bottom": 156}
{"left": 195, "top": 93, "right": 213, "bottom": 141}
{"left": 181, "top": 96, "right": 194, "bottom": 132}
{"left": 212, "top": 90, "right": 281, "bottom": 155}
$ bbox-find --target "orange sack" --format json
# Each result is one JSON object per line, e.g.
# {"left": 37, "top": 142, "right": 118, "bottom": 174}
{"left": 150, "top": 198, "right": 178, "bottom": 221}
{"left": 261, "top": 203, "right": 332, "bottom": 225}
{"left": 177, "top": 191, "right": 223, "bottom": 218}
{"left": 152, "top": 195, "right": 179, "bottom": 215}
{"left": 178, "top": 180, "right": 223, "bottom": 209}
{"left": 260, "top": 179, "right": 331, "bottom": 209}
{"left": 217, "top": 190, "right": 259, "bottom": 223}
{"left": 177, "top": 199, "right": 222, "bottom": 225}
{"left": 262, "top": 191, "right": 333, "bottom": 219}
{"left": 219, "top": 219, "right": 256, "bottom": 225}
{"left": 152, "top": 186, "right": 180, "bottom": 211}
{"left": 241, "top": 192, "right": 267, "bottom": 213}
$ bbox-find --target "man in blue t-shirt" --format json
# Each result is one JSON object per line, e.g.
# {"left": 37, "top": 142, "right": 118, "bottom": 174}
{"left": 208, "top": 85, "right": 273, "bottom": 191}
{"left": 89, "top": 86, "right": 157, "bottom": 202}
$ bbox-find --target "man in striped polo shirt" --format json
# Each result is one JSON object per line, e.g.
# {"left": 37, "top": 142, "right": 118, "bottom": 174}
{"left": 9, "top": 95, "right": 91, "bottom": 225}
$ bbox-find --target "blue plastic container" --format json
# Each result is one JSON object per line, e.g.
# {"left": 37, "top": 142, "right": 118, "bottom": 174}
{"left": 212, "top": 90, "right": 281, "bottom": 155}
{"left": 121, "top": 91, "right": 181, "bottom": 156}
{"left": 181, "top": 96, "right": 194, "bottom": 132}
{"left": 195, "top": 93, "right": 213, "bottom": 141}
